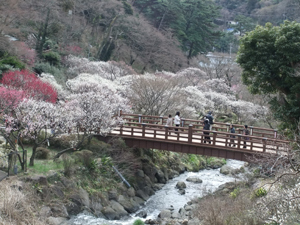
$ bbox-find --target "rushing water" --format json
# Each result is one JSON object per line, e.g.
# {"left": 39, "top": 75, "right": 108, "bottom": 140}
{"left": 69, "top": 159, "right": 246, "bottom": 225}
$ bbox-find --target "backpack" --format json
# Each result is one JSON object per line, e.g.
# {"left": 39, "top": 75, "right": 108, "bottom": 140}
{"left": 206, "top": 115, "right": 213, "bottom": 125}
{"left": 245, "top": 129, "right": 250, "bottom": 135}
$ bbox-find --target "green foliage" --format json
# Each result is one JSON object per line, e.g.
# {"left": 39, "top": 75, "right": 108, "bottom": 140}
{"left": 232, "top": 15, "right": 256, "bottom": 36}
{"left": 33, "top": 62, "right": 64, "bottom": 83}
{"left": 42, "top": 51, "right": 61, "bottom": 66}
{"left": 230, "top": 187, "right": 240, "bottom": 198}
{"left": 74, "top": 150, "right": 96, "bottom": 170}
{"left": 133, "top": 219, "right": 144, "bottom": 225}
{"left": 0, "top": 56, "right": 25, "bottom": 78}
{"left": 62, "top": 154, "right": 75, "bottom": 177}
{"left": 237, "top": 21, "right": 300, "bottom": 131}
{"left": 123, "top": 1, "right": 133, "bottom": 15}
{"left": 253, "top": 187, "right": 267, "bottom": 198}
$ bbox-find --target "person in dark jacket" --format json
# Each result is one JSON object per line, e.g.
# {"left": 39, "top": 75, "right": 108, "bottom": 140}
{"left": 203, "top": 119, "right": 211, "bottom": 144}
{"left": 229, "top": 124, "right": 235, "bottom": 147}
{"left": 205, "top": 111, "right": 214, "bottom": 130}
{"left": 243, "top": 125, "right": 250, "bottom": 148}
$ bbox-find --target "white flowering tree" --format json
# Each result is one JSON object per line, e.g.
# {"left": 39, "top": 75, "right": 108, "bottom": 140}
{"left": 65, "top": 55, "right": 136, "bottom": 80}
{"left": 3, "top": 99, "right": 67, "bottom": 167}
{"left": 54, "top": 82, "right": 130, "bottom": 158}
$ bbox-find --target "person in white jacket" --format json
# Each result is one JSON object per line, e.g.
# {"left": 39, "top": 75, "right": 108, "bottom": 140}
{"left": 174, "top": 112, "right": 181, "bottom": 131}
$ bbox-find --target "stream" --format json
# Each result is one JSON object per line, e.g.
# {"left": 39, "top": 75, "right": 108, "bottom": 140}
{"left": 69, "top": 159, "right": 246, "bottom": 225}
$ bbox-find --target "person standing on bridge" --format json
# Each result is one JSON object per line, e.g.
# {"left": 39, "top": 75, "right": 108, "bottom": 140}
{"left": 166, "top": 114, "right": 173, "bottom": 134}
{"left": 174, "top": 112, "right": 181, "bottom": 132}
{"left": 243, "top": 125, "right": 250, "bottom": 148}
{"left": 203, "top": 119, "right": 211, "bottom": 144}
{"left": 229, "top": 124, "right": 235, "bottom": 147}
{"left": 205, "top": 111, "right": 214, "bottom": 130}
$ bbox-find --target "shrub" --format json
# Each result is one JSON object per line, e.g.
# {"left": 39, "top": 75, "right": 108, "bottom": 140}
{"left": 253, "top": 187, "right": 267, "bottom": 198}
{"left": 33, "top": 62, "right": 65, "bottom": 83}
{"left": 74, "top": 150, "right": 95, "bottom": 170}
{"left": 230, "top": 188, "right": 240, "bottom": 198}
{"left": 133, "top": 219, "right": 144, "bottom": 225}
{"left": 35, "top": 147, "right": 50, "bottom": 159}
{"left": 62, "top": 154, "right": 75, "bottom": 177}
{"left": 43, "top": 51, "right": 61, "bottom": 66}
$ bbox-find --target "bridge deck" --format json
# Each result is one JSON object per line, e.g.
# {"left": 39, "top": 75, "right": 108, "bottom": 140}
{"left": 103, "top": 113, "right": 289, "bottom": 161}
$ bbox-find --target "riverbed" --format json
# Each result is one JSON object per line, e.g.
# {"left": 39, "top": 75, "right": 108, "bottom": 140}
{"left": 69, "top": 159, "right": 245, "bottom": 225}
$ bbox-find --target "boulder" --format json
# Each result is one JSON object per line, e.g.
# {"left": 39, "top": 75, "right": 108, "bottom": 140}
{"left": 186, "top": 177, "right": 203, "bottom": 183}
{"left": 155, "top": 169, "right": 166, "bottom": 184}
{"left": 133, "top": 196, "right": 145, "bottom": 206}
{"left": 101, "top": 206, "right": 119, "bottom": 220}
{"left": 50, "top": 204, "right": 69, "bottom": 217}
{"left": 168, "top": 169, "right": 179, "bottom": 179}
{"left": 27, "top": 175, "right": 48, "bottom": 186}
{"left": 127, "top": 187, "right": 136, "bottom": 197}
{"left": 145, "top": 219, "right": 158, "bottom": 224}
{"left": 46, "top": 217, "right": 68, "bottom": 225}
{"left": 136, "top": 189, "right": 150, "bottom": 201}
{"left": 171, "top": 211, "right": 181, "bottom": 219}
{"left": 143, "top": 164, "right": 157, "bottom": 183}
{"left": 143, "top": 186, "right": 155, "bottom": 196}
{"left": 39, "top": 206, "right": 52, "bottom": 218}
{"left": 153, "top": 183, "right": 164, "bottom": 191}
{"left": 108, "top": 189, "right": 118, "bottom": 201}
{"left": 176, "top": 181, "right": 186, "bottom": 189}
{"left": 178, "top": 189, "right": 185, "bottom": 195}
{"left": 158, "top": 210, "right": 171, "bottom": 219}
{"left": 110, "top": 200, "right": 128, "bottom": 218}
{"left": 136, "top": 210, "right": 147, "bottom": 218}
{"left": 49, "top": 186, "right": 65, "bottom": 198}
{"left": 118, "top": 195, "right": 139, "bottom": 213}
{"left": 136, "top": 169, "right": 145, "bottom": 177}
{"left": 220, "top": 165, "right": 232, "bottom": 175}
{"left": 187, "top": 218, "right": 201, "bottom": 225}
{"left": 65, "top": 188, "right": 90, "bottom": 215}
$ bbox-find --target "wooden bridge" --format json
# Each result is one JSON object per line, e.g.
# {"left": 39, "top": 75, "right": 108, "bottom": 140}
{"left": 98, "top": 113, "right": 289, "bottom": 162}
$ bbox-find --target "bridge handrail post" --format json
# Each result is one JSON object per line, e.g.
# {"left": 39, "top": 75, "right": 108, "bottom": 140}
{"left": 118, "top": 109, "right": 122, "bottom": 117}
{"left": 182, "top": 118, "right": 185, "bottom": 127}
{"left": 263, "top": 138, "right": 267, "bottom": 152}
{"left": 142, "top": 123, "right": 146, "bottom": 137}
{"left": 165, "top": 125, "right": 169, "bottom": 139}
{"left": 237, "top": 134, "right": 242, "bottom": 149}
{"left": 188, "top": 124, "right": 193, "bottom": 143}
{"left": 160, "top": 116, "right": 163, "bottom": 125}
{"left": 226, "top": 123, "right": 230, "bottom": 132}
{"left": 138, "top": 114, "right": 143, "bottom": 124}
{"left": 212, "top": 131, "right": 217, "bottom": 146}
{"left": 274, "top": 129, "right": 278, "bottom": 139}
{"left": 249, "top": 126, "right": 253, "bottom": 136}
{"left": 120, "top": 123, "right": 123, "bottom": 135}
{"left": 225, "top": 134, "right": 228, "bottom": 147}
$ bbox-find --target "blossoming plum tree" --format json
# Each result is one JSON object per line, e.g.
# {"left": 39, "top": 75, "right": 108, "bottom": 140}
{"left": 1, "top": 70, "right": 57, "bottom": 103}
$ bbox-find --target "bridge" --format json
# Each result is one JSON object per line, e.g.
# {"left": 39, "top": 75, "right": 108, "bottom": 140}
{"left": 98, "top": 113, "right": 289, "bottom": 162}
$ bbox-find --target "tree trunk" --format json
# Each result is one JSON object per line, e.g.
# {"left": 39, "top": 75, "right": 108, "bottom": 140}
{"left": 54, "top": 148, "right": 75, "bottom": 159}
{"left": 29, "top": 144, "right": 37, "bottom": 166}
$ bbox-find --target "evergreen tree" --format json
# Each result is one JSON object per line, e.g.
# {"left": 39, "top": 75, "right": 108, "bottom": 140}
{"left": 237, "top": 21, "right": 300, "bottom": 131}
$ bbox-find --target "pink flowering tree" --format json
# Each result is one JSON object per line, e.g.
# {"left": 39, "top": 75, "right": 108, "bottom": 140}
{"left": 1, "top": 70, "right": 58, "bottom": 103}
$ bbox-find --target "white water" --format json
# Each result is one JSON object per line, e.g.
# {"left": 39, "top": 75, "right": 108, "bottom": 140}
{"left": 69, "top": 159, "right": 245, "bottom": 225}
